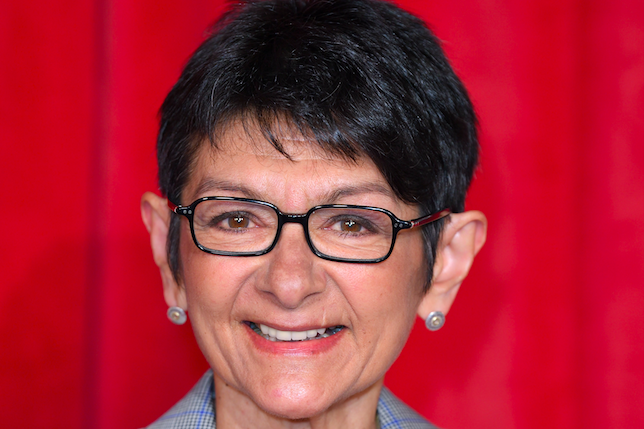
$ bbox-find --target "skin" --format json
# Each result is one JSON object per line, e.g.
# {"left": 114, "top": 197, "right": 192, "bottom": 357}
{"left": 141, "top": 122, "right": 487, "bottom": 429}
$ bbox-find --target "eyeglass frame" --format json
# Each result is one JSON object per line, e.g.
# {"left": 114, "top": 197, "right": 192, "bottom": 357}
{"left": 167, "top": 196, "right": 451, "bottom": 264}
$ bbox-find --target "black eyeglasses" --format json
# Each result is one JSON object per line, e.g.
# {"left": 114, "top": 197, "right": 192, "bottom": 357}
{"left": 168, "top": 197, "right": 451, "bottom": 263}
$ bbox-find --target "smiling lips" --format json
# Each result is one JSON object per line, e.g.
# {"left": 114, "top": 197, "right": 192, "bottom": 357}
{"left": 247, "top": 322, "right": 345, "bottom": 342}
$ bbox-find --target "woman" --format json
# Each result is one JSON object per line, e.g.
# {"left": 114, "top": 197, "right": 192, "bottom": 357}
{"left": 141, "top": 0, "right": 487, "bottom": 427}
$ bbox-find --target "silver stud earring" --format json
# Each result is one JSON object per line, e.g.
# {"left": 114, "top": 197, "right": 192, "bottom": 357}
{"left": 167, "top": 306, "right": 187, "bottom": 325}
{"left": 425, "top": 311, "right": 445, "bottom": 331}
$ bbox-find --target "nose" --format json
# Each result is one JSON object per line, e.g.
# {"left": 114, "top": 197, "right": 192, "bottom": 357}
{"left": 258, "top": 223, "right": 325, "bottom": 309}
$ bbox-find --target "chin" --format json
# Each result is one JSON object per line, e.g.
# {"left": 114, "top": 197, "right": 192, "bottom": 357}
{"left": 252, "top": 383, "right": 336, "bottom": 420}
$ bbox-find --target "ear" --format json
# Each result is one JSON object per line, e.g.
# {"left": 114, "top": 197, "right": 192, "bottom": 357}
{"left": 417, "top": 210, "right": 487, "bottom": 320}
{"left": 140, "top": 192, "right": 188, "bottom": 311}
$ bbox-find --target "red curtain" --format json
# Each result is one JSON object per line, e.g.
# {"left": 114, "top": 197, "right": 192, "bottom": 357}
{"left": 1, "top": 0, "right": 642, "bottom": 428}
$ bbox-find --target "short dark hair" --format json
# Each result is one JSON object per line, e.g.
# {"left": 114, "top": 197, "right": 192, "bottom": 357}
{"left": 158, "top": 0, "right": 479, "bottom": 291}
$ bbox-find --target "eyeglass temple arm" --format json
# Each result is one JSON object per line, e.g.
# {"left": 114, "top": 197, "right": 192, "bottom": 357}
{"left": 410, "top": 208, "right": 452, "bottom": 228}
{"left": 167, "top": 199, "right": 179, "bottom": 213}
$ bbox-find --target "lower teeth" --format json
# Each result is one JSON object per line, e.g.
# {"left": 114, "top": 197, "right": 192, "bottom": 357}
{"left": 248, "top": 322, "right": 343, "bottom": 342}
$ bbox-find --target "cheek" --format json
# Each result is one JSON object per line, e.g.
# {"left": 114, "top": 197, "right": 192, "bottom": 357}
{"left": 355, "top": 235, "right": 426, "bottom": 305}
{"left": 178, "top": 230, "right": 266, "bottom": 325}
{"left": 377, "top": 241, "right": 426, "bottom": 330}
{"left": 177, "top": 235, "right": 253, "bottom": 366}
{"left": 334, "top": 235, "right": 426, "bottom": 337}
{"left": 367, "top": 264, "right": 423, "bottom": 327}
{"left": 328, "top": 260, "right": 422, "bottom": 384}
{"left": 178, "top": 230, "right": 236, "bottom": 322}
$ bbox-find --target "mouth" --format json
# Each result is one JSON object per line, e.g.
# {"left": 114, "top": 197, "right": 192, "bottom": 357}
{"left": 245, "top": 321, "right": 345, "bottom": 342}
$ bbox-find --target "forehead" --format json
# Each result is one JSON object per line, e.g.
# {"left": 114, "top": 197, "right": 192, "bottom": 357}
{"left": 211, "top": 119, "right": 342, "bottom": 160}
{"left": 182, "top": 121, "right": 406, "bottom": 212}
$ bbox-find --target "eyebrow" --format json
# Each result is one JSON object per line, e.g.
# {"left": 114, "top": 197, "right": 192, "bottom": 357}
{"left": 194, "top": 179, "right": 263, "bottom": 201}
{"left": 323, "top": 184, "right": 395, "bottom": 203}
{"left": 193, "top": 178, "right": 395, "bottom": 205}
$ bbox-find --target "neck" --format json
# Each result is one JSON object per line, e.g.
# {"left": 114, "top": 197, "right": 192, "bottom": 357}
{"left": 213, "top": 373, "right": 383, "bottom": 429}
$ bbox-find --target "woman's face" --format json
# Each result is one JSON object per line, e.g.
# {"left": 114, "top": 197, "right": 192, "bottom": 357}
{"left": 176, "top": 123, "right": 428, "bottom": 418}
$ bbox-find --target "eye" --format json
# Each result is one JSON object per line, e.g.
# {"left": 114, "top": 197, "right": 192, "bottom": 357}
{"left": 340, "top": 219, "right": 362, "bottom": 233}
{"left": 327, "top": 215, "right": 376, "bottom": 235}
{"left": 228, "top": 215, "right": 249, "bottom": 228}
{"left": 207, "top": 211, "right": 256, "bottom": 230}
{"left": 194, "top": 200, "right": 278, "bottom": 236}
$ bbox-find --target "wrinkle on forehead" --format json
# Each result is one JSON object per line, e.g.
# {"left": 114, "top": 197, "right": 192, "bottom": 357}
{"left": 183, "top": 121, "right": 406, "bottom": 213}
{"left": 179, "top": 118, "right": 413, "bottom": 216}
{"left": 193, "top": 177, "right": 395, "bottom": 205}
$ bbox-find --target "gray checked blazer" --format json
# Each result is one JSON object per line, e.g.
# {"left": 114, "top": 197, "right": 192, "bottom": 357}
{"left": 145, "top": 370, "right": 439, "bottom": 429}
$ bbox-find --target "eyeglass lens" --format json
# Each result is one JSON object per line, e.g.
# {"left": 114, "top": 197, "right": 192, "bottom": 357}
{"left": 192, "top": 199, "right": 394, "bottom": 260}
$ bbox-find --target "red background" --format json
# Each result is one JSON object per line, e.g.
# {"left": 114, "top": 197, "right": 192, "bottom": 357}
{"left": 1, "top": 0, "right": 642, "bottom": 428}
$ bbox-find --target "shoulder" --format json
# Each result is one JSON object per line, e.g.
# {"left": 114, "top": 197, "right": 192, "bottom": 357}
{"left": 143, "top": 370, "right": 216, "bottom": 429}
{"left": 377, "top": 387, "right": 440, "bottom": 429}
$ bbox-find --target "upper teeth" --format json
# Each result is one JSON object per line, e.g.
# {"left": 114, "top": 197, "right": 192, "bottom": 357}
{"left": 260, "top": 324, "right": 326, "bottom": 341}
